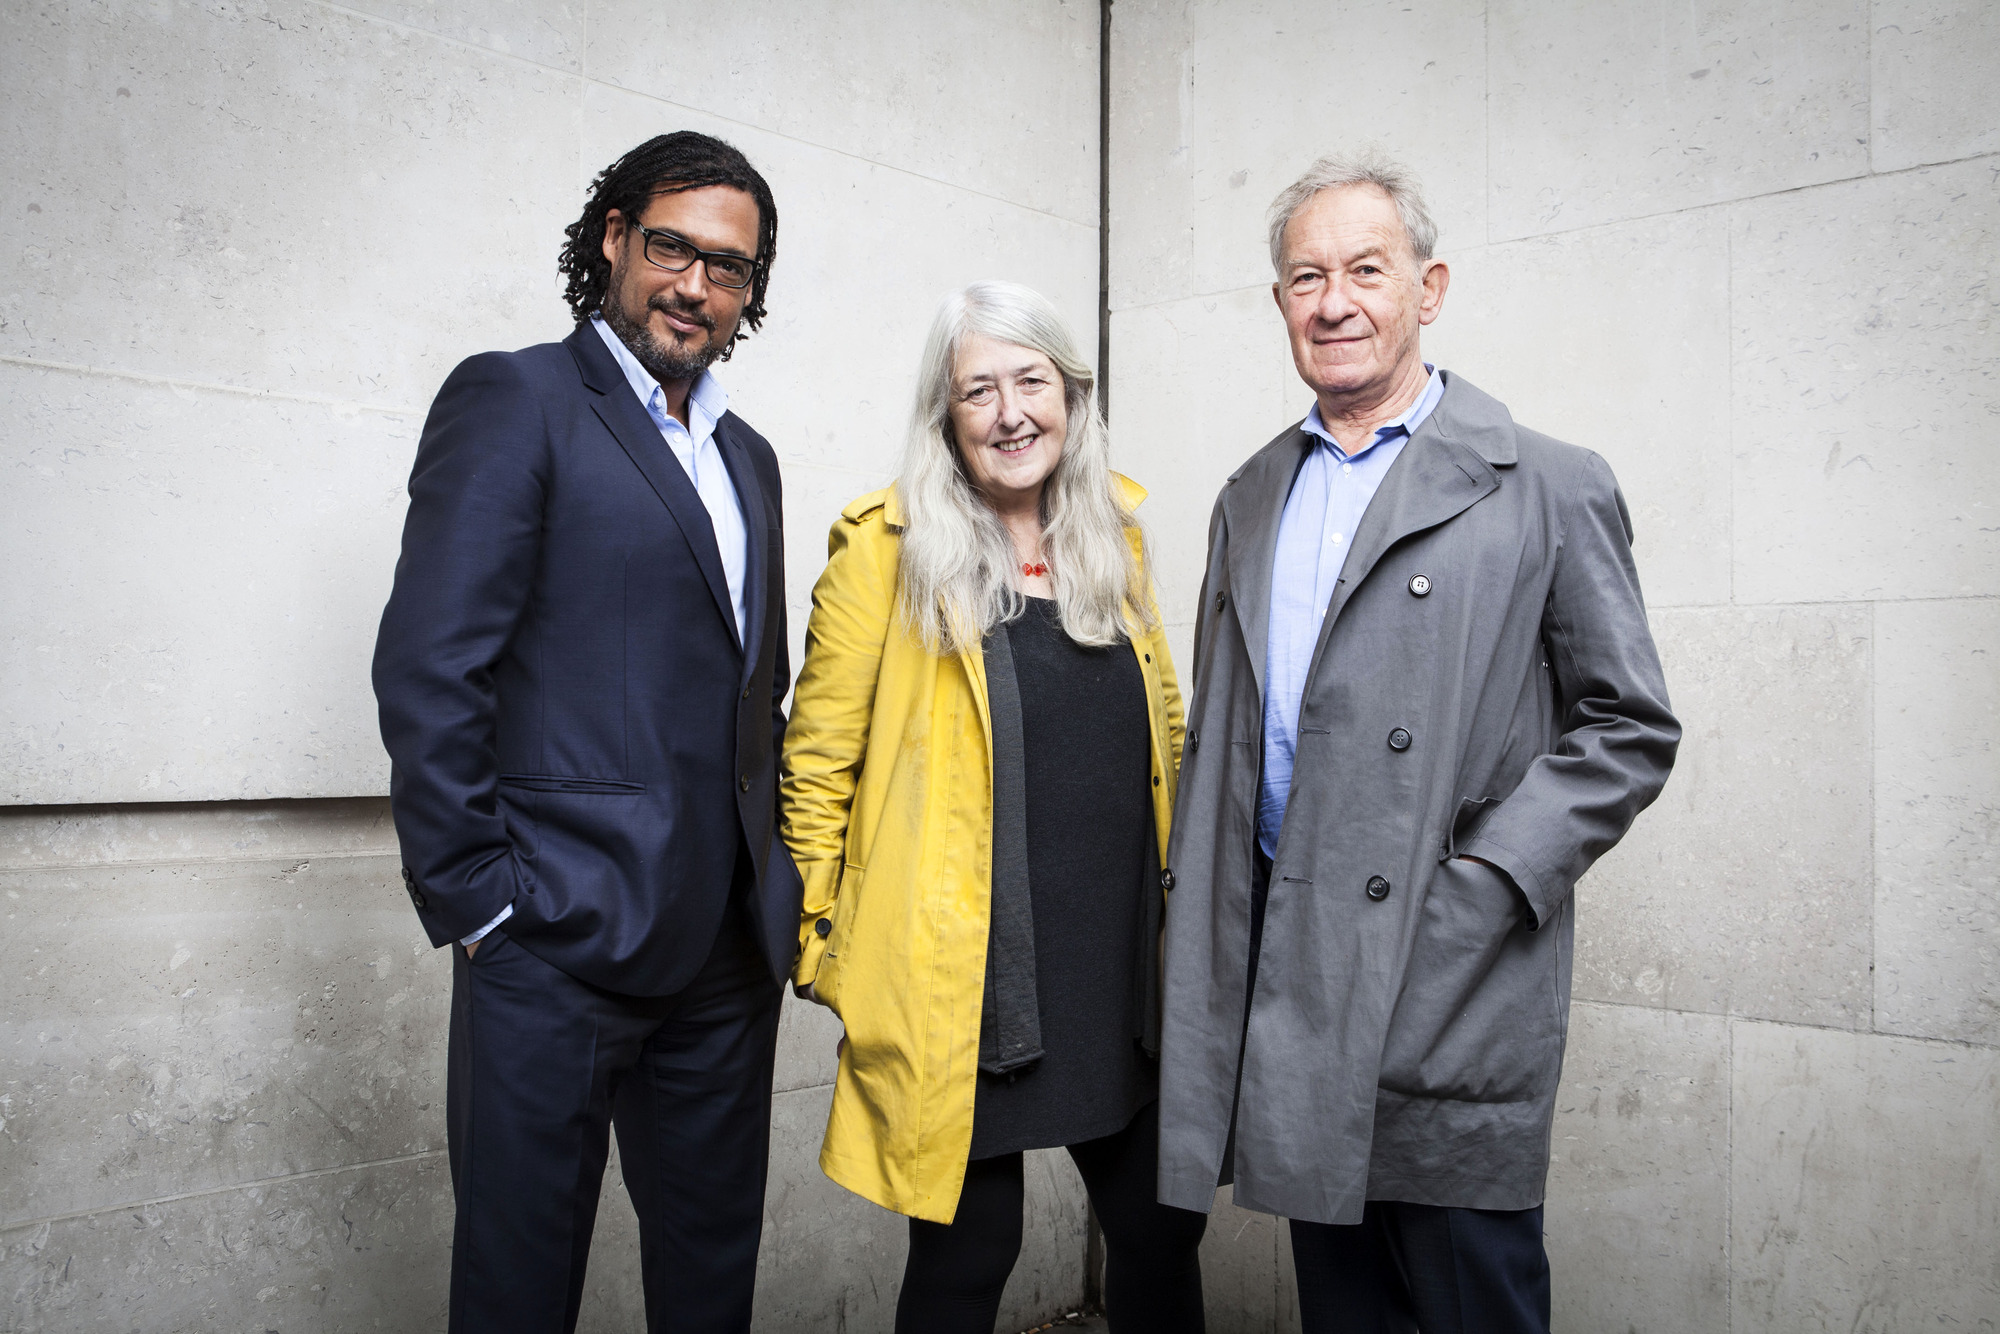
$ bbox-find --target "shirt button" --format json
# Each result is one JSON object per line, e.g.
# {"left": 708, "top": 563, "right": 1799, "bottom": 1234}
{"left": 1342, "top": 462, "right": 1353, "bottom": 473}
{"left": 1329, "top": 532, "right": 1343, "bottom": 545}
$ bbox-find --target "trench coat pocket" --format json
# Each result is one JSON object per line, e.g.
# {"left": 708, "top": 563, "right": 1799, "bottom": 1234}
{"left": 810, "top": 864, "right": 865, "bottom": 1014}
{"left": 1443, "top": 795, "right": 1504, "bottom": 860}
{"left": 1377, "top": 857, "right": 1562, "bottom": 1104}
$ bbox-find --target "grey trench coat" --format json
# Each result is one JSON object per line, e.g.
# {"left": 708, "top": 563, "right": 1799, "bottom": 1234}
{"left": 1157, "top": 372, "right": 1679, "bottom": 1225}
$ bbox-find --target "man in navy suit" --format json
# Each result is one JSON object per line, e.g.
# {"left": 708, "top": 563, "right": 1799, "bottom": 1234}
{"left": 372, "top": 131, "right": 801, "bottom": 1333}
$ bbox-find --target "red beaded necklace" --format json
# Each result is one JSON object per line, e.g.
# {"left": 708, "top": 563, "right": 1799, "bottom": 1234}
{"left": 1020, "top": 560, "right": 1049, "bottom": 577}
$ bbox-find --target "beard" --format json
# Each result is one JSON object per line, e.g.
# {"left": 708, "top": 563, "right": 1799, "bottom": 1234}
{"left": 600, "top": 276, "right": 731, "bottom": 384}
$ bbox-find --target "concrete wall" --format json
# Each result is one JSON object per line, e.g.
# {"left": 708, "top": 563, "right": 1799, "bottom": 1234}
{"left": 1, "top": 0, "right": 1099, "bottom": 1328}
{"left": 1108, "top": 1, "right": 1999, "bottom": 1331}
{"left": 7, "top": 0, "right": 1998, "bottom": 1329}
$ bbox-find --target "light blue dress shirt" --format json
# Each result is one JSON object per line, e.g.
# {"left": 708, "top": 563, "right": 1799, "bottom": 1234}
{"left": 1258, "top": 367, "right": 1444, "bottom": 859}
{"left": 461, "top": 316, "right": 750, "bottom": 949}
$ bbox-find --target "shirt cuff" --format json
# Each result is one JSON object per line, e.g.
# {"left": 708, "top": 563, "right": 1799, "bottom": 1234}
{"left": 460, "top": 902, "right": 513, "bottom": 948}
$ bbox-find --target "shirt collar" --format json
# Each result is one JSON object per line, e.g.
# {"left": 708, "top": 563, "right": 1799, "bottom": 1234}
{"left": 1301, "top": 363, "right": 1442, "bottom": 461}
{"left": 590, "top": 313, "right": 730, "bottom": 439}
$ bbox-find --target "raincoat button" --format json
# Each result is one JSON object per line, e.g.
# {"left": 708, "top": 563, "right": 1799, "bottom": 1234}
{"left": 1388, "top": 728, "right": 1412, "bottom": 751}
{"left": 1160, "top": 868, "right": 1176, "bottom": 891}
{"left": 1409, "top": 574, "right": 1432, "bottom": 596}
{"left": 815, "top": 918, "right": 832, "bottom": 937}
{"left": 1366, "top": 875, "right": 1392, "bottom": 901}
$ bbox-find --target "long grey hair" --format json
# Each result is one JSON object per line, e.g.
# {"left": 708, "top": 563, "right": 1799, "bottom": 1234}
{"left": 894, "top": 280, "right": 1156, "bottom": 656}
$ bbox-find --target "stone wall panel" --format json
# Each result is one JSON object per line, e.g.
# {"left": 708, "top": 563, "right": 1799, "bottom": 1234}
{"left": 1, "top": 365, "right": 411, "bottom": 803}
{"left": 1545, "top": 1003, "right": 1731, "bottom": 1334}
{"left": 1871, "top": 0, "right": 2000, "bottom": 171}
{"left": 1731, "top": 1021, "right": 2000, "bottom": 1329}
{"left": 1107, "top": 0, "right": 1486, "bottom": 313}
{"left": 1423, "top": 211, "right": 1733, "bottom": 607}
{"left": 1874, "top": 598, "right": 2000, "bottom": 1046}
{"left": 1573, "top": 606, "right": 1873, "bottom": 1028}
{"left": 0, "top": 0, "right": 578, "bottom": 412}
{"left": 0, "top": 854, "right": 449, "bottom": 1226}
{"left": 1731, "top": 159, "right": 2000, "bottom": 603}
{"left": 586, "top": 0, "right": 1100, "bottom": 227}
{"left": 1488, "top": 0, "right": 1869, "bottom": 239}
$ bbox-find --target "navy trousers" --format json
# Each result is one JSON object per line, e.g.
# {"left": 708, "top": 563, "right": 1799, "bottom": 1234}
{"left": 445, "top": 895, "right": 782, "bottom": 1333}
{"left": 1290, "top": 1201, "right": 1551, "bottom": 1334}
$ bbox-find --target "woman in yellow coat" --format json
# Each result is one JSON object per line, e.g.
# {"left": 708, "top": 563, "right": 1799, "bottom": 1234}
{"left": 781, "top": 280, "right": 1207, "bottom": 1332}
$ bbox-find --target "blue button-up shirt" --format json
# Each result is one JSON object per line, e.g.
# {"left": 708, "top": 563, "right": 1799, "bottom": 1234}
{"left": 591, "top": 314, "right": 748, "bottom": 645}
{"left": 1258, "top": 367, "right": 1444, "bottom": 858}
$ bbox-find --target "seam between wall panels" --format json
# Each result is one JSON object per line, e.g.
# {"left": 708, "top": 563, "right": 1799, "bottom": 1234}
{"left": 301, "top": 0, "right": 1100, "bottom": 235}
{"left": 0, "top": 354, "right": 425, "bottom": 420}
{"left": 0, "top": 1149, "right": 446, "bottom": 1235}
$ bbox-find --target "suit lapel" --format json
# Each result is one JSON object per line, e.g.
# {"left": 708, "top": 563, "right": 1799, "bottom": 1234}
{"left": 568, "top": 325, "right": 740, "bottom": 647}
{"left": 1221, "top": 429, "right": 1311, "bottom": 699}
{"left": 715, "top": 414, "right": 766, "bottom": 675}
{"left": 1306, "top": 382, "right": 1502, "bottom": 671}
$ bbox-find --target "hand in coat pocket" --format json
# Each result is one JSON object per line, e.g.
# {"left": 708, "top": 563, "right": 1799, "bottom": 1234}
{"left": 1376, "top": 857, "right": 1562, "bottom": 1104}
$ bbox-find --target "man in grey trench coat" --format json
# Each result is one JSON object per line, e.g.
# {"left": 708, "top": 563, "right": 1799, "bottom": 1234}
{"left": 1156, "top": 152, "right": 1680, "bottom": 1331}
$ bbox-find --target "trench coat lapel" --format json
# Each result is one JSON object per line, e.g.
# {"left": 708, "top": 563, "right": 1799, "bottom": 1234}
{"left": 1310, "top": 374, "right": 1509, "bottom": 661}
{"left": 1220, "top": 430, "right": 1312, "bottom": 698}
{"left": 568, "top": 325, "right": 740, "bottom": 644}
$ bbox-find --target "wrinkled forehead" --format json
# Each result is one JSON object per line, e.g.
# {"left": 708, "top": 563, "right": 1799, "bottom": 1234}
{"left": 951, "top": 333, "right": 1059, "bottom": 386}
{"left": 1280, "top": 184, "right": 1415, "bottom": 269}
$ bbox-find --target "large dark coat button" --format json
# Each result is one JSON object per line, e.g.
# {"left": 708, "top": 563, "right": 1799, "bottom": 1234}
{"left": 1188, "top": 728, "right": 1200, "bottom": 751}
{"left": 1388, "top": 727, "right": 1412, "bottom": 751}
{"left": 1409, "top": 574, "right": 1432, "bottom": 596}
{"left": 1160, "top": 868, "right": 1176, "bottom": 891}
{"left": 401, "top": 867, "right": 427, "bottom": 910}
{"left": 815, "top": 918, "right": 832, "bottom": 937}
{"left": 1366, "top": 875, "right": 1392, "bottom": 901}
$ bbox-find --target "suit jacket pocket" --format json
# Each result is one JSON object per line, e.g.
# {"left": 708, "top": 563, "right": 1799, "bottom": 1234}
{"left": 1378, "top": 857, "right": 1562, "bottom": 1103}
{"left": 498, "top": 774, "right": 646, "bottom": 794}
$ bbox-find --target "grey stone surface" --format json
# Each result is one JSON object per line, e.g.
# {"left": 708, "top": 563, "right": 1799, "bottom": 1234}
{"left": 0, "top": 363, "right": 413, "bottom": 804}
{"left": 1874, "top": 598, "right": 2000, "bottom": 1046}
{"left": 1545, "top": 1003, "right": 1731, "bottom": 1334}
{"left": 1871, "top": 0, "right": 2000, "bottom": 171}
{"left": 1731, "top": 157, "right": 2000, "bottom": 604}
{"left": 586, "top": 0, "right": 1101, "bottom": 228}
{"left": 0, "top": 797, "right": 397, "bottom": 870}
{"left": 1574, "top": 606, "right": 1873, "bottom": 1028}
{"left": 1200, "top": 1186, "right": 1285, "bottom": 1334}
{"left": 336, "top": 0, "right": 585, "bottom": 71}
{"left": 1107, "top": 285, "right": 1296, "bottom": 627}
{"left": 1424, "top": 210, "right": 1733, "bottom": 608}
{"left": 1487, "top": 0, "right": 1870, "bottom": 240}
{"left": 1731, "top": 1021, "right": 2000, "bottom": 1330}
{"left": 0, "top": 1151, "right": 452, "bottom": 1333}
{"left": 0, "top": 0, "right": 579, "bottom": 412}
{"left": 0, "top": 854, "right": 450, "bottom": 1226}
{"left": 1107, "top": 0, "right": 1487, "bottom": 313}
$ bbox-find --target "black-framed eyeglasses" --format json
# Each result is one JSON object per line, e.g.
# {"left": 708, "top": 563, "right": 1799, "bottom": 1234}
{"left": 627, "top": 221, "right": 759, "bottom": 290}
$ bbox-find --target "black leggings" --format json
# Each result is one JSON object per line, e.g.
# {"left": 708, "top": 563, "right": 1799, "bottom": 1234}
{"left": 894, "top": 1100, "right": 1207, "bottom": 1334}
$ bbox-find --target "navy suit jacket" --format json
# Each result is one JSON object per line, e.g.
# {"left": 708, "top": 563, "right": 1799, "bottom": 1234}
{"left": 372, "top": 323, "right": 802, "bottom": 996}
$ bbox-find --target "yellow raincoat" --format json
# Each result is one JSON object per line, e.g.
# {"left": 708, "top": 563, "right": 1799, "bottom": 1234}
{"left": 780, "top": 475, "right": 1183, "bottom": 1223}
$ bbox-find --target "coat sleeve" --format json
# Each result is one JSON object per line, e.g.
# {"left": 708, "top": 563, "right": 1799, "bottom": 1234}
{"left": 780, "top": 511, "right": 896, "bottom": 990}
{"left": 371, "top": 352, "right": 547, "bottom": 947}
{"left": 1457, "top": 450, "right": 1681, "bottom": 928}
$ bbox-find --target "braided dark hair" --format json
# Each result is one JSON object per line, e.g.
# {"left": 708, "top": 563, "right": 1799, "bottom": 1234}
{"left": 559, "top": 132, "right": 778, "bottom": 359}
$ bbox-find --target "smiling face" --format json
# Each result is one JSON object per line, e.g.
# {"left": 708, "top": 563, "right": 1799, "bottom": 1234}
{"left": 599, "top": 184, "right": 762, "bottom": 387}
{"left": 1273, "top": 183, "right": 1449, "bottom": 416}
{"left": 947, "top": 333, "right": 1070, "bottom": 514}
